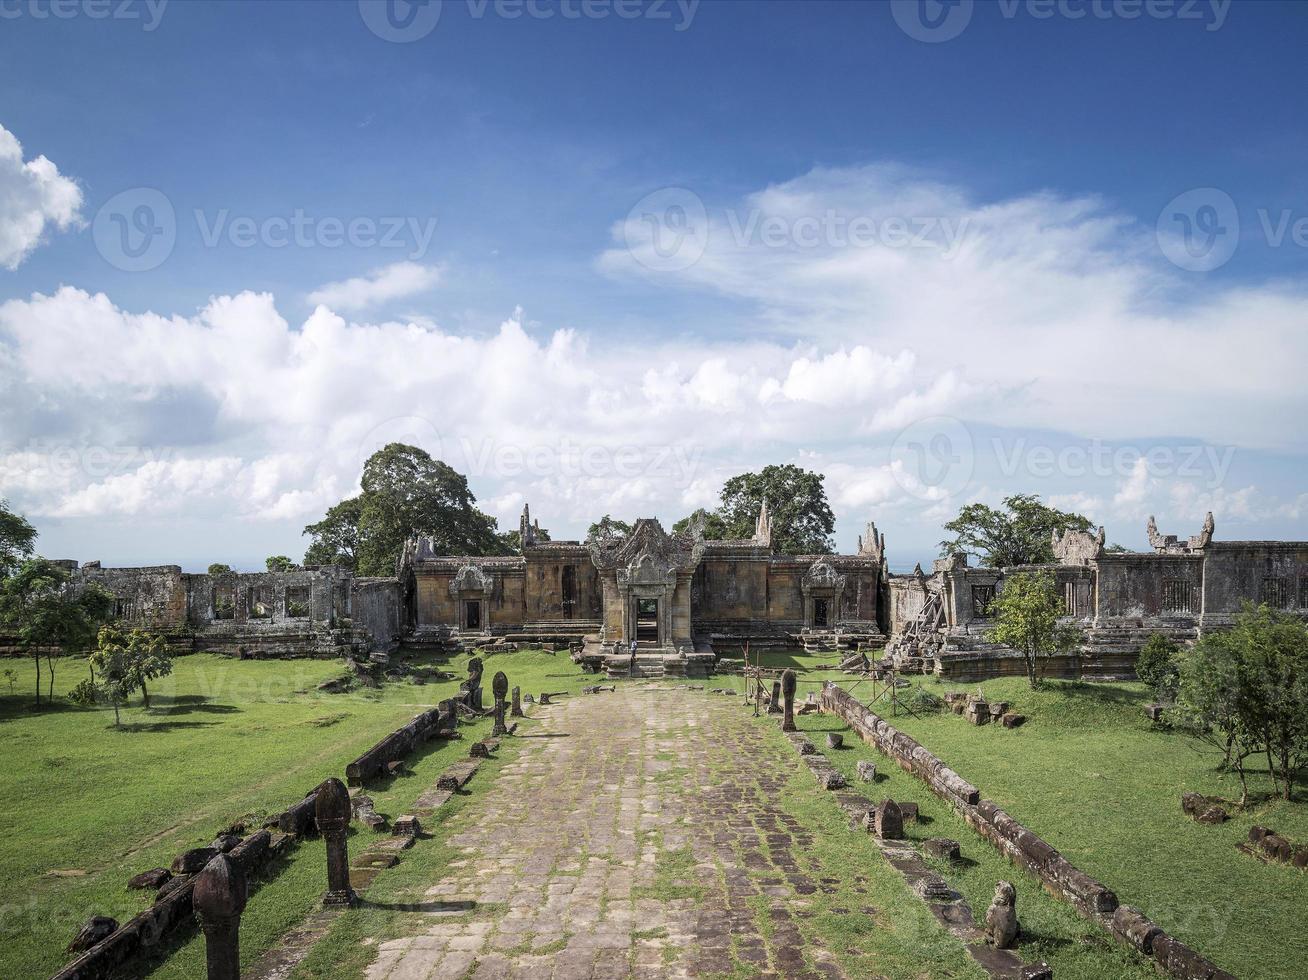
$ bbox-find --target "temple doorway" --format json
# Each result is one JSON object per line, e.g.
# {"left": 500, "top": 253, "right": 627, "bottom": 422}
{"left": 465, "top": 600, "right": 481, "bottom": 630}
{"left": 636, "top": 598, "right": 659, "bottom": 642}
{"left": 813, "top": 597, "right": 829, "bottom": 628}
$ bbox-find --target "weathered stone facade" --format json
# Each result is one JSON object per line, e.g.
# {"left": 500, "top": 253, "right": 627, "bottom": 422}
{"left": 887, "top": 514, "right": 1308, "bottom": 680}
{"left": 18, "top": 507, "right": 1305, "bottom": 681}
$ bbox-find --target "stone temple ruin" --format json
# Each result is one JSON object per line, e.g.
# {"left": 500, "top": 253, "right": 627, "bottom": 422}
{"left": 26, "top": 504, "right": 1308, "bottom": 681}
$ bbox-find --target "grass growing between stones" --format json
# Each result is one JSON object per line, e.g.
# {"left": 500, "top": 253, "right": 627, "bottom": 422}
{"left": 0, "top": 647, "right": 594, "bottom": 979}
{"left": 731, "top": 655, "right": 1308, "bottom": 980}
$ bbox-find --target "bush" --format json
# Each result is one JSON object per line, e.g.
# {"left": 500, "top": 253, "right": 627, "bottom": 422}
{"left": 1137, "top": 633, "right": 1180, "bottom": 700}
{"left": 905, "top": 687, "right": 944, "bottom": 714}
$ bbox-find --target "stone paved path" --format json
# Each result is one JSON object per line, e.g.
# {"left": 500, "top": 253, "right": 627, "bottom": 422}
{"left": 364, "top": 686, "right": 881, "bottom": 980}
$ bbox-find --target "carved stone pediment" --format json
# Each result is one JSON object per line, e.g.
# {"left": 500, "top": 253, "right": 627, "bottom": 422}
{"left": 448, "top": 564, "right": 493, "bottom": 596}
{"left": 589, "top": 517, "right": 702, "bottom": 575}
{"left": 803, "top": 559, "right": 846, "bottom": 591}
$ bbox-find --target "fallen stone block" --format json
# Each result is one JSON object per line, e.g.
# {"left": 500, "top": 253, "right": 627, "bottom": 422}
{"left": 873, "top": 800, "right": 904, "bottom": 840}
{"left": 1111, "top": 905, "right": 1162, "bottom": 956}
{"left": 899, "top": 801, "right": 919, "bottom": 824}
{"left": 1001, "top": 713, "right": 1026, "bottom": 728}
{"left": 170, "top": 847, "right": 218, "bottom": 875}
{"left": 209, "top": 833, "right": 241, "bottom": 853}
{"left": 826, "top": 733, "right": 844, "bottom": 750}
{"left": 923, "top": 838, "right": 960, "bottom": 862}
{"left": 856, "top": 760, "right": 877, "bottom": 783}
{"left": 67, "top": 915, "right": 117, "bottom": 953}
{"left": 392, "top": 815, "right": 421, "bottom": 837}
{"left": 127, "top": 868, "right": 171, "bottom": 891}
{"left": 816, "top": 768, "right": 847, "bottom": 790}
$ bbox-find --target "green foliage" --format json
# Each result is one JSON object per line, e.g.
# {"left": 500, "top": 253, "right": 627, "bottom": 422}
{"left": 286, "top": 599, "right": 310, "bottom": 618}
{"left": 207, "top": 563, "right": 234, "bottom": 575}
{"left": 904, "top": 686, "right": 945, "bottom": 714}
{"left": 0, "top": 558, "right": 113, "bottom": 707}
{"left": 670, "top": 507, "right": 729, "bottom": 540}
{"left": 1, "top": 667, "right": 17, "bottom": 694}
{"left": 305, "top": 444, "right": 508, "bottom": 576}
{"left": 265, "top": 555, "right": 297, "bottom": 573}
{"left": 0, "top": 499, "right": 37, "bottom": 578}
{"left": 1136, "top": 633, "right": 1180, "bottom": 701}
{"left": 940, "top": 493, "right": 1095, "bottom": 567}
{"left": 586, "top": 514, "right": 633, "bottom": 541}
{"left": 302, "top": 496, "right": 362, "bottom": 569}
{"left": 499, "top": 524, "right": 550, "bottom": 551}
{"left": 1172, "top": 603, "right": 1308, "bottom": 803}
{"left": 987, "top": 570, "right": 1082, "bottom": 688}
{"left": 679, "top": 464, "right": 835, "bottom": 554}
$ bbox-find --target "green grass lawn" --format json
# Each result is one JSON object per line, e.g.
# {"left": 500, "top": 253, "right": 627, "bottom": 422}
{"left": 0, "top": 647, "right": 596, "bottom": 979}
{"left": 716, "top": 653, "right": 1308, "bottom": 980}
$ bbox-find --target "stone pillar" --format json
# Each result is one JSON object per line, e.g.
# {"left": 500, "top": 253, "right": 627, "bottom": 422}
{"left": 193, "top": 853, "right": 246, "bottom": 980}
{"left": 510, "top": 685, "right": 523, "bottom": 717}
{"left": 492, "top": 671, "right": 509, "bottom": 736}
{"left": 769, "top": 680, "right": 783, "bottom": 714}
{"left": 314, "top": 777, "right": 357, "bottom": 907}
{"left": 781, "top": 669, "right": 797, "bottom": 732}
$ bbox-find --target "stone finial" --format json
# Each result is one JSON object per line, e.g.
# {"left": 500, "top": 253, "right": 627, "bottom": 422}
{"left": 754, "top": 499, "right": 773, "bottom": 547}
{"left": 1196, "top": 511, "right": 1215, "bottom": 548}
{"left": 1146, "top": 515, "right": 1165, "bottom": 550}
{"left": 491, "top": 671, "right": 509, "bottom": 736}
{"left": 519, "top": 502, "right": 535, "bottom": 549}
{"left": 781, "top": 668, "right": 797, "bottom": 732}
{"left": 873, "top": 799, "right": 904, "bottom": 840}
{"left": 193, "top": 854, "right": 247, "bottom": 980}
{"left": 314, "top": 777, "right": 356, "bottom": 907}
{"left": 985, "top": 881, "right": 1019, "bottom": 948}
{"left": 858, "top": 520, "right": 885, "bottom": 562}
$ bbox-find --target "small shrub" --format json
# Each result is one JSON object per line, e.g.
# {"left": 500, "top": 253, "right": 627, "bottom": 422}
{"left": 905, "top": 687, "right": 945, "bottom": 714}
{"left": 1137, "top": 633, "right": 1180, "bottom": 700}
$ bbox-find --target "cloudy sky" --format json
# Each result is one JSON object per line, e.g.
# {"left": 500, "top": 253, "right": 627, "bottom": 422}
{"left": 0, "top": 1, "right": 1305, "bottom": 571}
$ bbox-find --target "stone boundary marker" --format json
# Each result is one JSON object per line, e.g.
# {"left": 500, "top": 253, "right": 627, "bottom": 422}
{"left": 819, "top": 682, "right": 1237, "bottom": 980}
{"left": 779, "top": 729, "right": 1052, "bottom": 979}
{"left": 346, "top": 698, "right": 459, "bottom": 787}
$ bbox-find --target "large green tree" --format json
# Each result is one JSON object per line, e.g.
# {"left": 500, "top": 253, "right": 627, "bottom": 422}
{"left": 303, "top": 496, "right": 363, "bottom": 569}
{"left": 586, "top": 515, "right": 633, "bottom": 541}
{"left": 304, "top": 444, "right": 508, "bottom": 576}
{"left": 0, "top": 559, "right": 114, "bottom": 707}
{"left": 987, "top": 570, "right": 1082, "bottom": 689}
{"left": 0, "top": 500, "right": 37, "bottom": 579}
{"left": 940, "top": 494, "right": 1095, "bottom": 567}
{"left": 682, "top": 465, "right": 835, "bottom": 554}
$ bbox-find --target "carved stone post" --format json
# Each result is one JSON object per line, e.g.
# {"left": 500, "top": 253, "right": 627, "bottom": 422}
{"left": 510, "top": 684, "right": 523, "bottom": 717}
{"left": 314, "top": 777, "right": 357, "bottom": 907}
{"left": 193, "top": 854, "right": 246, "bottom": 980}
{"left": 462, "top": 657, "right": 484, "bottom": 712}
{"left": 781, "top": 669, "right": 797, "bottom": 732}
{"left": 769, "top": 679, "right": 783, "bottom": 714}
{"left": 492, "top": 671, "right": 509, "bottom": 736}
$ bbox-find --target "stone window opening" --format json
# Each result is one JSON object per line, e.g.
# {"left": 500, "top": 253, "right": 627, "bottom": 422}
{"left": 285, "top": 585, "right": 311, "bottom": 618}
{"left": 1260, "top": 577, "right": 1290, "bottom": 609}
{"left": 971, "top": 585, "right": 995, "bottom": 618}
{"left": 213, "top": 585, "right": 235, "bottom": 620}
{"left": 1162, "top": 579, "right": 1194, "bottom": 614}
{"left": 1299, "top": 576, "right": 1308, "bottom": 610}
{"left": 248, "top": 586, "right": 273, "bottom": 619}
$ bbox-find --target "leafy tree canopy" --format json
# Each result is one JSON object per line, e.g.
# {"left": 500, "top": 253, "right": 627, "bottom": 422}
{"left": 304, "top": 444, "right": 509, "bottom": 576}
{"left": 0, "top": 499, "right": 37, "bottom": 579}
{"left": 207, "top": 563, "right": 233, "bottom": 576}
{"left": 265, "top": 555, "right": 297, "bottom": 573}
{"left": 940, "top": 493, "right": 1095, "bottom": 567}
{"left": 678, "top": 465, "right": 835, "bottom": 554}
{"left": 586, "top": 515, "right": 633, "bottom": 541}
{"left": 988, "top": 570, "right": 1082, "bottom": 688}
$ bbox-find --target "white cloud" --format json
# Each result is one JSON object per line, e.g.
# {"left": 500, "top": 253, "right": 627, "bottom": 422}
{"left": 306, "top": 261, "right": 441, "bottom": 311}
{"left": 0, "top": 123, "right": 82, "bottom": 270}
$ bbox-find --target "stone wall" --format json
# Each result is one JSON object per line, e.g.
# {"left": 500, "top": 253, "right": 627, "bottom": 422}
{"left": 819, "top": 683, "right": 1235, "bottom": 980}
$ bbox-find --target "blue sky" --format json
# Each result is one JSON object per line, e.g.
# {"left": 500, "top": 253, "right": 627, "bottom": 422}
{"left": 0, "top": 0, "right": 1305, "bottom": 571}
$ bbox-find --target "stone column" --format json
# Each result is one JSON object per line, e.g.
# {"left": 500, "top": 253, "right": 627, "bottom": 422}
{"left": 193, "top": 853, "right": 246, "bottom": 980}
{"left": 492, "top": 671, "right": 509, "bottom": 736}
{"left": 769, "top": 679, "right": 783, "bottom": 714}
{"left": 781, "top": 668, "right": 797, "bottom": 732}
{"left": 314, "top": 777, "right": 357, "bottom": 907}
{"left": 510, "top": 685, "right": 523, "bottom": 717}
